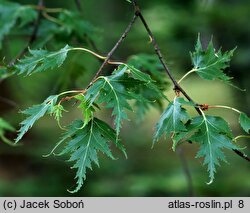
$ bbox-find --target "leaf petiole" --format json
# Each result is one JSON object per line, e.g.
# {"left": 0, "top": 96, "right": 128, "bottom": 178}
{"left": 178, "top": 69, "right": 197, "bottom": 84}
{"left": 58, "top": 90, "right": 84, "bottom": 98}
{"left": 234, "top": 135, "right": 250, "bottom": 142}
{"left": 29, "top": 5, "right": 65, "bottom": 13}
{"left": 207, "top": 105, "right": 241, "bottom": 114}
{"left": 42, "top": 12, "right": 63, "bottom": 25}
{"left": 70, "top": 48, "right": 124, "bottom": 65}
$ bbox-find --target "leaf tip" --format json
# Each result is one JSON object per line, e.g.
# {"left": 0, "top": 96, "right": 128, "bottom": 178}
{"left": 206, "top": 178, "right": 214, "bottom": 185}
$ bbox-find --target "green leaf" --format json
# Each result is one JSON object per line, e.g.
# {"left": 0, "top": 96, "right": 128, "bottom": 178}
{"left": 86, "top": 76, "right": 132, "bottom": 138}
{"left": 127, "top": 54, "right": 168, "bottom": 88}
{"left": 125, "top": 64, "right": 168, "bottom": 121}
{"left": 126, "top": 64, "right": 153, "bottom": 83}
{"left": 127, "top": 55, "right": 169, "bottom": 120}
{"left": 0, "top": 66, "right": 12, "bottom": 80}
{"left": 54, "top": 118, "right": 125, "bottom": 193}
{"left": 14, "top": 45, "right": 71, "bottom": 76}
{"left": 153, "top": 97, "right": 190, "bottom": 150}
{"left": 58, "top": 10, "right": 99, "bottom": 41}
{"left": 0, "top": 1, "right": 37, "bottom": 49}
{"left": 0, "top": 117, "right": 14, "bottom": 132}
{"left": 111, "top": 64, "right": 159, "bottom": 93}
{"left": 16, "top": 5, "right": 37, "bottom": 28}
{"left": 187, "top": 114, "right": 237, "bottom": 184}
{"left": 75, "top": 94, "right": 94, "bottom": 127}
{"left": 0, "top": 117, "right": 15, "bottom": 145}
{"left": 190, "top": 35, "right": 235, "bottom": 83}
{"left": 86, "top": 64, "right": 162, "bottom": 138}
{"left": 15, "top": 95, "right": 58, "bottom": 143}
{"left": 125, "top": 64, "right": 166, "bottom": 95}
{"left": 239, "top": 113, "right": 250, "bottom": 133}
{"left": 50, "top": 104, "right": 67, "bottom": 126}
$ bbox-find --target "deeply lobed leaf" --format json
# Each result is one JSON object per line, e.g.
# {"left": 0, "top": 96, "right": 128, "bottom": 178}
{"left": 86, "top": 76, "right": 132, "bottom": 138}
{"left": 14, "top": 45, "right": 71, "bottom": 76}
{"left": 85, "top": 64, "right": 165, "bottom": 138}
{"left": 190, "top": 35, "right": 235, "bottom": 83}
{"left": 239, "top": 113, "right": 250, "bottom": 133}
{"left": 15, "top": 95, "right": 58, "bottom": 143}
{"left": 153, "top": 97, "right": 191, "bottom": 150}
{"left": 187, "top": 115, "right": 237, "bottom": 184}
{"left": 53, "top": 118, "right": 125, "bottom": 193}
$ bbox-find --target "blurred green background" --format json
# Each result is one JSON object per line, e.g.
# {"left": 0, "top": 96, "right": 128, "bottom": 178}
{"left": 0, "top": 0, "right": 249, "bottom": 196}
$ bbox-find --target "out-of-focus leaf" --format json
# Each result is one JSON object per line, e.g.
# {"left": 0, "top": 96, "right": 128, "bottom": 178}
{"left": 0, "top": 0, "right": 37, "bottom": 49}
{"left": 0, "top": 117, "right": 15, "bottom": 145}
{"left": 58, "top": 10, "right": 99, "bottom": 41}
{"left": 127, "top": 54, "right": 168, "bottom": 89}
{"left": 0, "top": 66, "right": 14, "bottom": 80}
{"left": 85, "top": 64, "right": 164, "bottom": 139}
{"left": 127, "top": 55, "right": 169, "bottom": 120}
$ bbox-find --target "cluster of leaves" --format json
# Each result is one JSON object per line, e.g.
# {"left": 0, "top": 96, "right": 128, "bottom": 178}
{"left": 0, "top": 0, "right": 37, "bottom": 49}
{"left": 154, "top": 97, "right": 238, "bottom": 183}
{"left": 36, "top": 9, "right": 99, "bottom": 48}
{"left": 1, "top": 0, "right": 250, "bottom": 194}
{"left": 154, "top": 37, "right": 250, "bottom": 183}
{"left": 8, "top": 42, "right": 167, "bottom": 192}
{"left": 9, "top": 35, "right": 250, "bottom": 191}
{"left": 127, "top": 54, "right": 170, "bottom": 120}
{"left": 0, "top": 0, "right": 98, "bottom": 69}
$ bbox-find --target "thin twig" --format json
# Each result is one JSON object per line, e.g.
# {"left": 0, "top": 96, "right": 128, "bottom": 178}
{"left": 177, "top": 147, "right": 194, "bottom": 196}
{"left": 0, "top": 96, "right": 18, "bottom": 108}
{"left": 233, "top": 150, "right": 250, "bottom": 162}
{"left": 131, "top": 0, "right": 201, "bottom": 115}
{"left": 74, "top": 0, "right": 82, "bottom": 12}
{"left": 86, "top": 14, "right": 138, "bottom": 89}
{"left": 132, "top": 0, "right": 249, "bottom": 163}
{"left": 9, "top": 0, "right": 44, "bottom": 66}
{"left": 30, "top": 5, "right": 64, "bottom": 13}
{"left": 94, "top": 14, "right": 138, "bottom": 79}
{"left": 42, "top": 12, "right": 63, "bottom": 25}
